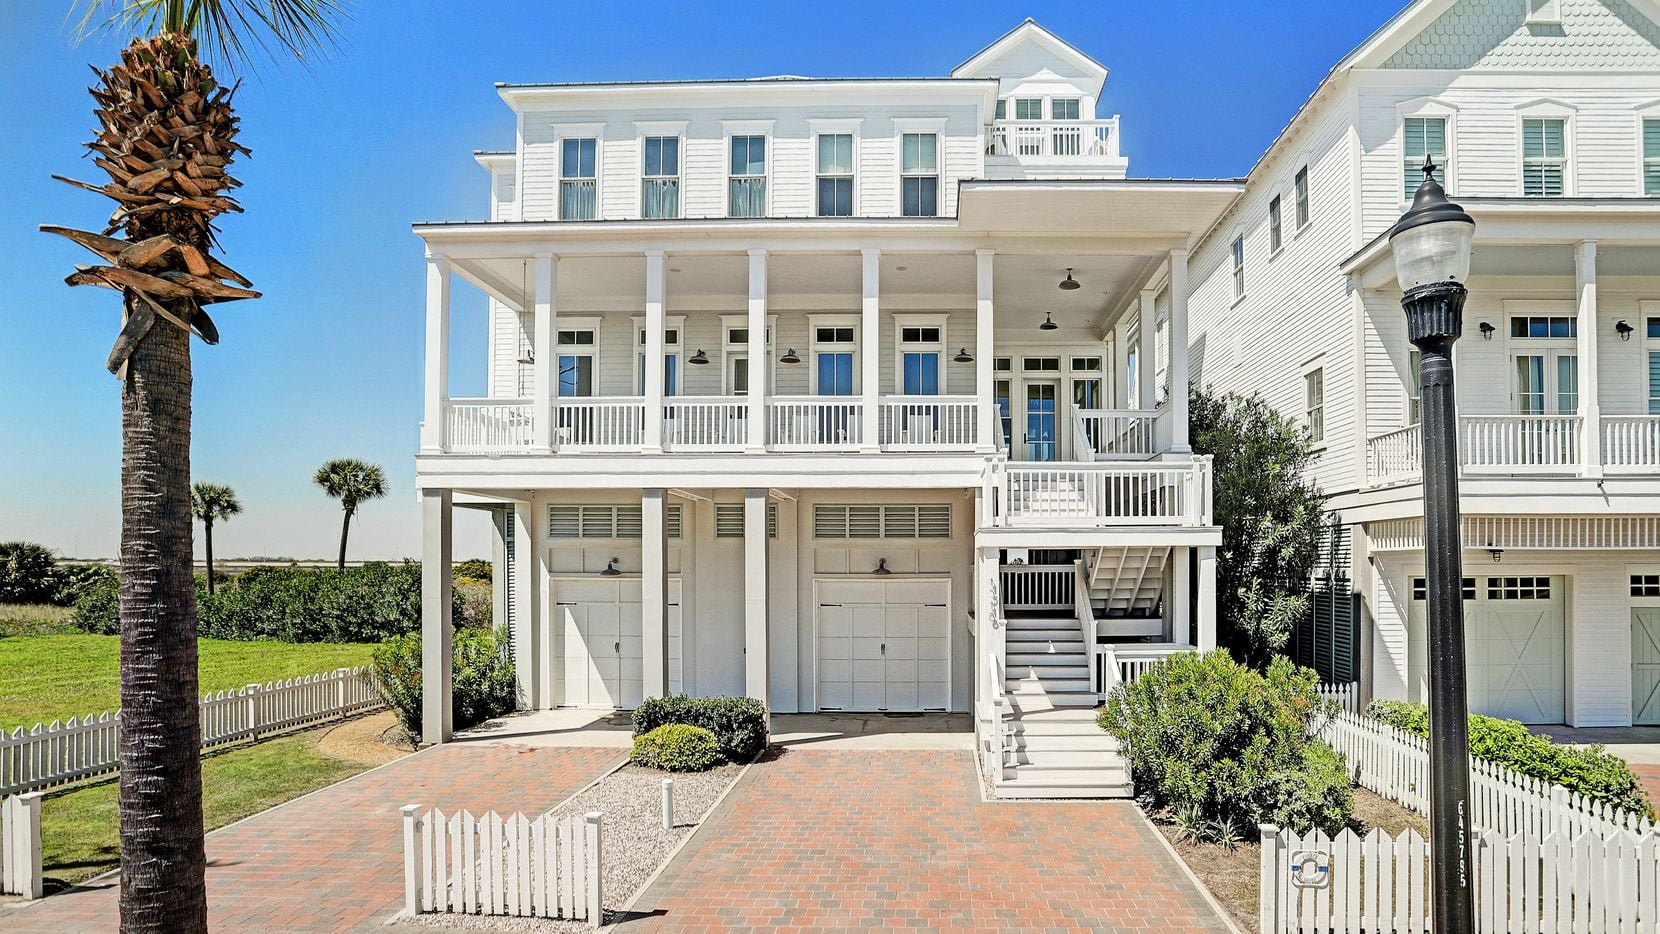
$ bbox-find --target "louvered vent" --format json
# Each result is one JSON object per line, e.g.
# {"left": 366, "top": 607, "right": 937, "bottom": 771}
{"left": 813, "top": 504, "right": 951, "bottom": 539}
{"left": 549, "top": 504, "right": 675, "bottom": 539}
{"left": 715, "top": 503, "right": 779, "bottom": 539}
{"left": 666, "top": 505, "right": 683, "bottom": 538}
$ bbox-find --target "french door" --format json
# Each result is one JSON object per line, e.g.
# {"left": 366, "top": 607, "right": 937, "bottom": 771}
{"left": 1024, "top": 381, "right": 1059, "bottom": 462}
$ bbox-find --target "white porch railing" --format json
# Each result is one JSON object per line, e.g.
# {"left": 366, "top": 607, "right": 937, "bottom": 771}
{"left": 1366, "top": 423, "right": 1422, "bottom": 486}
{"left": 766, "top": 396, "right": 863, "bottom": 450}
{"left": 1073, "top": 409, "right": 1158, "bottom": 459}
{"left": 556, "top": 398, "right": 645, "bottom": 451}
{"left": 1462, "top": 414, "right": 1581, "bottom": 473}
{"left": 663, "top": 397, "right": 748, "bottom": 452}
{"left": 1603, "top": 415, "right": 1660, "bottom": 473}
{"left": 878, "top": 396, "right": 977, "bottom": 449}
{"left": 988, "top": 458, "right": 1213, "bottom": 528}
{"left": 1110, "top": 644, "right": 1199, "bottom": 686}
{"left": 448, "top": 399, "right": 535, "bottom": 451}
{"left": 985, "top": 119, "right": 1119, "bottom": 158}
{"left": 999, "top": 564, "right": 1074, "bottom": 611}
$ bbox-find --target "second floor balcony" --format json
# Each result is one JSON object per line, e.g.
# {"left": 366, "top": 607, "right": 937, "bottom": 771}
{"left": 983, "top": 118, "right": 1126, "bottom": 180}
{"left": 1365, "top": 414, "right": 1660, "bottom": 485}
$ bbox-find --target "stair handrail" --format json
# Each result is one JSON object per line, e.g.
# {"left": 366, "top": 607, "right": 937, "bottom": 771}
{"left": 1073, "top": 558, "right": 1109, "bottom": 696}
{"left": 986, "top": 649, "right": 1007, "bottom": 784}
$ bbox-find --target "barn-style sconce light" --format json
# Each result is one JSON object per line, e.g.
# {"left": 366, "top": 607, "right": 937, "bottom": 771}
{"left": 873, "top": 558, "right": 892, "bottom": 576}
{"left": 779, "top": 348, "right": 801, "bottom": 365}
{"left": 1478, "top": 321, "right": 1495, "bottom": 341}
{"left": 1058, "top": 268, "right": 1081, "bottom": 291}
{"left": 687, "top": 349, "right": 710, "bottom": 365}
{"left": 1617, "top": 320, "right": 1635, "bottom": 342}
{"left": 953, "top": 348, "right": 974, "bottom": 363}
{"left": 601, "top": 557, "right": 622, "bottom": 576}
{"left": 1039, "top": 313, "right": 1059, "bottom": 332}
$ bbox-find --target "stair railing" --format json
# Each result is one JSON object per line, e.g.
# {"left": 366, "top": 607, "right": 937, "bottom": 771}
{"left": 1073, "top": 558, "right": 1110, "bottom": 696}
{"left": 985, "top": 650, "right": 1007, "bottom": 784}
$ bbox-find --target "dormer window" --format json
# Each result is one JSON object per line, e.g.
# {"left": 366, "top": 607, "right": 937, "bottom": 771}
{"left": 1051, "top": 99, "right": 1080, "bottom": 121}
{"left": 1525, "top": 0, "right": 1561, "bottom": 24}
{"left": 1014, "top": 98, "right": 1042, "bottom": 121}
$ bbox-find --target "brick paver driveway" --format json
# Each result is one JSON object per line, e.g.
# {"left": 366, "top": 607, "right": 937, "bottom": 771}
{"left": 626, "top": 748, "right": 1230, "bottom": 932}
{"left": 0, "top": 744, "right": 620, "bottom": 933}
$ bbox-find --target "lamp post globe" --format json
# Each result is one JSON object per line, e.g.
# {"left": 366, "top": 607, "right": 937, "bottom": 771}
{"left": 1389, "top": 154, "right": 1476, "bottom": 934}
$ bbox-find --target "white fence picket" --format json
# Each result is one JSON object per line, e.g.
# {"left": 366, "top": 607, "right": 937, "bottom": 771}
{"left": 403, "top": 805, "right": 603, "bottom": 927}
{"left": 0, "top": 792, "right": 44, "bottom": 899}
{"left": 0, "top": 666, "right": 382, "bottom": 795}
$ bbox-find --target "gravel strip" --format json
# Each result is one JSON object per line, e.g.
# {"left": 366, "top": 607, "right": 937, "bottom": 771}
{"left": 402, "top": 759, "right": 743, "bottom": 932}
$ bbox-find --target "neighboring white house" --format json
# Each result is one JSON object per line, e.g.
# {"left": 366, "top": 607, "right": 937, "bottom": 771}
{"left": 1186, "top": 0, "right": 1660, "bottom": 727}
{"left": 413, "top": 20, "right": 1239, "bottom": 798}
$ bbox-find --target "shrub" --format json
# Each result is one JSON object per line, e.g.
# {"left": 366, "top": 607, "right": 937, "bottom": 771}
{"left": 1367, "top": 700, "right": 1654, "bottom": 819}
{"left": 632, "top": 695, "right": 769, "bottom": 762}
{"left": 630, "top": 724, "right": 721, "bottom": 773}
{"left": 369, "top": 627, "right": 517, "bottom": 742}
{"left": 1100, "top": 650, "right": 1353, "bottom": 837}
{"left": 453, "top": 559, "right": 492, "bottom": 582}
{"left": 52, "top": 563, "right": 115, "bottom": 606}
{"left": 71, "top": 573, "right": 121, "bottom": 635}
{"left": 0, "top": 543, "right": 63, "bottom": 605}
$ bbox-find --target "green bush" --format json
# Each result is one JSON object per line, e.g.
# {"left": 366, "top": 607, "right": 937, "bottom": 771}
{"left": 71, "top": 573, "right": 122, "bottom": 635}
{"left": 630, "top": 724, "right": 721, "bottom": 772}
{"left": 1100, "top": 650, "right": 1353, "bottom": 837}
{"left": 368, "top": 627, "right": 517, "bottom": 742}
{"left": 0, "top": 543, "right": 64, "bottom": 605}
{"left": 1367, "top": 700, "right": 1654, "bottom": 819}
{"left": 453, "top": 559, "right": 492, "bottom": 582}
{"left": 52, "top": 563, "right": 115, "bottom": 607}
{"left": 632, "top": 695, "right": 769, "bottom": 762}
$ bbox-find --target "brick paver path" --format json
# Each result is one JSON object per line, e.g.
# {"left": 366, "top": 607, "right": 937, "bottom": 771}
{"left": 626, "top": 748, "right": 1230, "bottom": 932}
{"left": 0, "top": 743, "right": 620, "bottom": 933}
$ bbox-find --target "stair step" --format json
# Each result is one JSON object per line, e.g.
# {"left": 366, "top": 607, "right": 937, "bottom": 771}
{"left": 1007, "top": 691, "right": 1099, "bottom": 711}
{"left": 1006, "top": 677, "right": 1092, "bottom": 693}
{"left": 1006, "top": 651, "right": 1087, "bottom": 664}
{"left": 1004, "top": 748, "right": 1123, "bottom": 767}
{"left": 1003, "top": 763, "right": 1128, "bottom": 781}
{"left": 1005, "top": 617, "right": 1078, "bottom": 630}
{"left": 1005, "top": 733, "right": 1121, "bottom": 752}
{"left": 1005, "top": 632, "right": 1084, "bottom": 646}
{"left": 1007, "top": 666, "right": 1090, "bottom": 681}
{"left": 995, "top": 777, "right": 1134, "bottom": 799}
{"left": 1005, "top": 705, "right": 1101, "bottom": 723}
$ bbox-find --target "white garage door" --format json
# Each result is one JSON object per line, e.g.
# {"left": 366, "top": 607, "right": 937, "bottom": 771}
{"left": 1407, "top": 575, "right": 1564, "bottom": 723}
{"left": 816, "top": 579, "right": 950, "bottom": 712}
{"left": 555, "top": 577, "right": 682, "bottom": 709}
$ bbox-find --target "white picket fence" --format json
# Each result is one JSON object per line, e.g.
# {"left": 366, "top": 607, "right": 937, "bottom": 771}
{"left": 0, "top": 666, "right": 382, "bottom": 796}
{"left": 1319, "top": 708, "right": 1654, "bottom": 841}
{"left": 402, "top": 804, "right": 603, "bottom": 927}
{"left": 1, "top": 792, "right": 43, "bottom": 900}
{"left": 1261, "top": 823, "right": 1660, "bottom": 933}
{"left": 1318, "top": 682, "right": 1362, "bottom": 715}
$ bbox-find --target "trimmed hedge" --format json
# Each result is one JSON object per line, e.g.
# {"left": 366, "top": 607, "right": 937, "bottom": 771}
{"left": 1367, "top": 699, "right": 1654, "bottom": 819}
{"left": 368, "top": 627, "right": 517, "bottom": 741}
{"left": 1100, "top": 650, "right": 1353, "bottom": 837}
{"left": 632, "top": 695, "right": 768, "bottom": 762}
{"left": 631, "top": 724, "right": 722, "bottom": 772}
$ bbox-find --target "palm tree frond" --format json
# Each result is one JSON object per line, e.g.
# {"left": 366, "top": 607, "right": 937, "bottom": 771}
{"left": 70, "top": 0, "right": 351, "bottom": 73}
{"left": 190, "top": 481, "right": 242, "bottom": 521}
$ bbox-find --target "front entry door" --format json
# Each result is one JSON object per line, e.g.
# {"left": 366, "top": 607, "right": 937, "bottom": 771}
{"left": 1634, "top": 608, "right": 1660, "bottom": 725}
{"left": 1024, "top": 381, "right": 1059, "bottom": 462}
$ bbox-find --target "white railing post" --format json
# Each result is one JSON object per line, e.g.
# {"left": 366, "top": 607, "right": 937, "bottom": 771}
{"left": 402, "top": 803, "right": 423, "bottom": 916}
{"left": 335, "top": 668, "right": 350, "bottom": 719}
{"left": 584, "top": 811, "right": 603, "bottom": 928}
{"left": 1258, "top": 824, "right": 1281, "bottom": 934}
{"left": 2, "top": 792, "right": 44, "bottom": 899}
{"left": 661, "top": 779, "right": 674, "bottom": 832}
{"left": 245, "top": 683, "right": 262, "bottom": 741}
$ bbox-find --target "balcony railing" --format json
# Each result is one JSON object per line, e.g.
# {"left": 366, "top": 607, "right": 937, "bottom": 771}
{"left": 985, "top": 119, "right": 1119, "bottom": 159}
{"left": 663, "top": 396, "right": 748, "bottom": 452}
{"left": 1365, "top": 414, "right": 1660, "bottom": 484}
{"left": 985, "top": 458, "right": 1213, "bottom": 528}
{"left": 878, "top": 396, "right": 978, "bottom": 450}
{"left": 446, "top": 399, "right": 534, "bottom": 451}
{"left": 766, "top": 396, "right": 863, "bottom": 450}
{"left": 1072, "top": 409, "right": 1158, "bottom": 459}
{"left": 557, "top": 397, "right": 645, "bottom": 451}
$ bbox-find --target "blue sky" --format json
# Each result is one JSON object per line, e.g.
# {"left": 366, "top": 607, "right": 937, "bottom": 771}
{"left": 0, "top": 0, "right": 1404, "bottom": 560}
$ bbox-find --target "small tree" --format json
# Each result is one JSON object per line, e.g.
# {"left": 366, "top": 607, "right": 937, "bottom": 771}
{"left": 1190, "top": 386, "right": 1327, "bottom": 668}
{"left": 313, "top": 458, "right": 387, "bottom": 570}
{"left": 189, "top": 483, "right": 240, "bottom": 595}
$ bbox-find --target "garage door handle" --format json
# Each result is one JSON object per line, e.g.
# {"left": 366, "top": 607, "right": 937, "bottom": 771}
{"left": 881, "top": 643, "right": 886, "bottom": 654}
{"left": 614, "top": 641, "right": 620, "bottom": 654}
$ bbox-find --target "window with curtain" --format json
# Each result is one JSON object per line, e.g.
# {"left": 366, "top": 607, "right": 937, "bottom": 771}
{"left": 1269, "top": 196, "right": 1283, "bottom": 253}
{"left": 1523, "top": 118, "right": 1567, "bottom": 197}
{"left": 1403, "top": 116, "right": 1448, "bottom": 198}
{"left": 642, "top": 136, "right": 679, "bottom": 219}
{"left": 1305, "top": 368, "right": 1324, "bottom": 443}
{"left": 816, "top": 134, "right": 854, "bottom": 217}
{"left": 728, "top": 135, "right": 766, "bottom": 218}
{"left": 560, "top": 138, "right": 597, "bottom": 221}
{"left": 1644, "top": 119, "right": 1660, "bottom": 197}
{"left": 901, "top": 133, "right": 939, "bottom": 217}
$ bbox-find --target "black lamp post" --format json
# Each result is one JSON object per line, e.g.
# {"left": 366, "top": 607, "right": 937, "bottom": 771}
{"left": 1389, "top": 155, "right": 1476, "bottom": 934}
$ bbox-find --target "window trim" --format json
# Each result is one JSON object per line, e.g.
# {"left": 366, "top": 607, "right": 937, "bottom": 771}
{"left": 893, "top": 313, "right": 948, "bottom": 397}
{"left": 1396, "top": 99, "right": 1458, "bottom": 203}
{"left": 807, "top": 313, "right": 859, "bottom": 395}
{"left": 630, "top": 315, "right": 686, "bottom": 397}
{"left": 1304, "top": 364, "right": 1326, "bottom": 446}
{"left": 894, "top": 118, "right": 947, "bottom": 219}
{"left": 1516, "top": 102, "right": 1576, "bottom": 198}
{"left": 556, "top": 129, "right": 601, "bottom": 222}
{"left": 1230, "top": 232, "right": 1246, "bottom": 303}
{"left": 553, "top": 316, "right": 602, "bottom": 398}
{"left": 811, "top": 124, "right": 859, "bottom": 218}
{"left": 635, "top": 124, "right": 685, "bottom": 220}
{"left": 1636, "top": 105, "right": 1660, "bottom": 197}
{"left": 718, "top": 313, "right": 777, "bottom": 396}
{"left": 1641, "top": 301, "right": 1660, "bottom": 416}
{"left": 1268, "top": 195, "right": 1283, "bottom": 256}
{"left": 722, "top": 120, "right": 774, "bottom": 218}
{"left": 1293, "top": 165, "right": 1311, "bottom": 231}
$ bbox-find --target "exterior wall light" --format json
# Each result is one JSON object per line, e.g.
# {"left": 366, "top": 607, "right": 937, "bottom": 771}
{"left": 687, "top": 349, "right": 710, "bottom": 365}
{"left": 1478, "top": 322, "right": 1495, "bottom": 341}
{"left": 779, "top": 348, "right": 801, "bottom": 365}
{"left": 873, "top": 558, "right": 892, "bottom": 576}
{"left": 600, "top": 557, "right": 622, "bottom": 577}
{"left": 1489, "top": 547, "right": 1504, "bottom": 564}
{"left": 953, "top": 348, "right": 974, "bottom": 363}
{"left": 1617, "top": 320, "right": 1635, "bottom": 341}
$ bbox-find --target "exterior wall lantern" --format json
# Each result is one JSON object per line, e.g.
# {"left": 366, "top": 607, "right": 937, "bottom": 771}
{"left": 779, "top": 348, "right": 801, "bottom": 365}
{"left": 687, "top": 349, "right": 710, "bottom": 366}
{"left": 1478, "top": 322, "right": 1495, "bottom": 341}
{"left": 953, "top": 348, "right": 974, "bottom": 363}
{"left": 1617, "top": 320, "right": 1635, "bottom": 341}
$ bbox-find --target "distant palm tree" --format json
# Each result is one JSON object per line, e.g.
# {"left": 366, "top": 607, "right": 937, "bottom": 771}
{"left": 189, "top": 483, "right": 240, "bottom": 594}
{"left": 46, "top": 3, "right": 345, "bottom": 930}
{"left": 314, "top": 459, "right": 386, "bottom": 569}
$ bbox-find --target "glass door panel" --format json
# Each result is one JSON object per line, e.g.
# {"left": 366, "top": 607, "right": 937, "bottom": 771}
{"left": 1024, "top": 382, "right": 1058, "bottom": 462}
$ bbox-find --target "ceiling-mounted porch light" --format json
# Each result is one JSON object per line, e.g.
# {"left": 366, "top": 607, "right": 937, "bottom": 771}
{"left": 1058, "top": 268, "right": 1081, "bottom": 291}
{"left": 1039, "top": 313, "right": 1059, "bottom": 331}
{"left": 779, "top": 348, "right": 801, "bottom": 365}
{"left": 601, "top": 557, "right": 622, "bottom": 577}
{"left": 1617, "top": 320, "right": 1635, "bottom": 341}
{"left": 953, "top": 348, "right": 974, "bottom": 363}
{"left": 873, "top": 558, "right": 892, "bottom": 576}
{"left": 687, "top": 349, "right": 710, "bottom": 365}
{"left": 1478, "top": 322, "right": 1495, "bottom": 341}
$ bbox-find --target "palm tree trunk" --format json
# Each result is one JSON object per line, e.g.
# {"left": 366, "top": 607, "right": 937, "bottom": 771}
{"left": 117, "top": 293, "right": 207, "bottom": 933}
{"left": 203, "top": 519, "right": 215, "bottom": 596}
{"left": 337, "top": 507, "right": 352, "bottom": 570}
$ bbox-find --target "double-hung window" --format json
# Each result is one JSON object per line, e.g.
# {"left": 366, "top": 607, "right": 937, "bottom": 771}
{"left": 1403, "top": 116, "right": 1448, "bottom": 198}
{"left": 901, "top": 133, "right": 939, "bottom": 217}
{"left": 1407, "top": 350, "right": 1422, "bottom": 426}
{"left": 1305, "top": 368, "right": 1325, "bottom": 443}
{"left": 728, "top": 135, "right": 767, "bottom": 218}
{"left": 560, "top": 138, "right": 597, "bottom": 221}
{"left": 642, "top": 136, "right": 680, "bottom": 219}
{"left": 1294, "top": 166, "right": 1310, "bottom": 229}
{"left": 1644, "top": 119, "right": 1660, "bottom": 197}
{"left": 1648, "top": 317, "right": 1660, "bottom": 415}
{"left": 1231, "top": 235, "right": 1245, "bottom": 300}
{"left": 1268, "top": 196, "right": 1283, "bottom": 253}
{"left": 816, "top": 134, "right": 854, "bottom": 217}
{"left": 1523, "top": 118, "right": 1567, "bottom": 197}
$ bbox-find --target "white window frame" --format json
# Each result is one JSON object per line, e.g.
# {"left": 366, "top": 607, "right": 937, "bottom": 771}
{"left": 554, "top": 123, "right": 604, "bottom": 222}
{"left": 1504, "top": 300, "right": 1579, "bottom": 415}
{"left": 1050, "top": 98, "right": 1081, "bottom": 121}
{"left": 1397, "top": 98, "right": 1458, "bottom": 202}
{"left": 893, "top": 313, "right": 948, "bottom": 397}
{"left": 894, "top": 118, "right": 947, "bottom": 219}
{"left": 1293, "top": 165, "right": 1311, "bottom": 230}
{"left": 554, "top": 315, "right": 603, "bottom": 398}
{"left": 1642, "top": 302, "right": 1660, "bottom": 416}
{"left": 1268, "top": 195, "right": 1283, "bottom": 256}
{"left": 1230, "top": 232, "right": 1246, "bottom": 302}
{"left": 1406, "top": 348, "right": 1421, "bottom": 427}
{"left": 1304, "top": 364, "right": 1325, "bottom": 446}
{"left": 808, "top": 313, "right": 860, "bottom": 395}
{"left": 635, "top": 120, "right": 686, "bottom": 220}
{"left": 722, "top": 120, "right": 774, "bottom": 219}
{"left": 809, "top": 119, "right": 861, "bottom": 218}
{"left": 1636, "top": 103, "right": 1660, "bottom": 197}
{"left": 1012, "top": 98, "right": 1043, "bottom": 121}
{"left": 631, "top": 315, "right": 686, "bottom": 397}
{"left": 718, "top": 313, "right": 776, "bottom": 396}
{"left": 1525, "top": 0, "right": 1561, "bottom": 24}
{"left": 1517, "top": 101, "right": 1576, "bottom": 198}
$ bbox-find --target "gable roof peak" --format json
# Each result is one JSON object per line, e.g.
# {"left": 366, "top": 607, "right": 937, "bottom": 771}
{"left": 952, "top": 18, "right": 1108, "bottom": 88}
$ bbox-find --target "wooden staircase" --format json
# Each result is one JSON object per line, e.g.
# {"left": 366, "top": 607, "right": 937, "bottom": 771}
{"left": 1086, "top": 546, "right": 1167, "bottom": 618}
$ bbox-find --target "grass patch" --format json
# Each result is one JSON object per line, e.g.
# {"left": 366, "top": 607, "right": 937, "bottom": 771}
{"left": 40, "top": 727, "right": 376, "bottom": 888}
{"left": 0, "top": 634, "right": 375, "bottom": 727}
{"left": 0, "top": 604, "right": 77, "bottom": 638}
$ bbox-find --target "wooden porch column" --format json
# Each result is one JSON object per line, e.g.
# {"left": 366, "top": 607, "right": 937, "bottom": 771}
{"left": 420, "top": 488, "right": 454, "bottom": 744}
{"left": 1137, "top": 289, "right": 1157, "bottom": 412}
{"left": 860, "top": 249, "right": 881, "bottom": 452}
{"left": 511, "top": 500, "right": 539, "bottom": 708}
{"left": 747, "top": 250, "right": 769, "bottom": 453}
{"left": 1171, "top": 545, "right": 1191, "bottom": 646}
{"left": 1576, "top": 240, "right": 1601, "bottom": 478}
{"left": 532, "top": 253, "right": 558, "bottom": 450}
{"left": 642, "top": 490, "right": 670, "bottom": 699}
{"left": 1168, "top": 249, "right": 1192, "bottom": 453}
{"left": 644, "top": 250, "right": 666, "bottom": 453}
{"left": 421, "top": 254, "right": 451, "bottom": 453}
{"left": 1196, "top": 545, "right": 1217, "bottom": 650}
{"left": 976, "top": 250, "right": 996, "bottom": 452}
{"left": 744, "top": 490, "right": 770, "bottom": 716}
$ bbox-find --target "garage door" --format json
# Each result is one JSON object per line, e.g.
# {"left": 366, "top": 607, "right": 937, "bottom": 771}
{"left": 1633, "top": 609, "right": 1660, "bottom": 725}
{"left": 816, "top": 579, "right": 949, "bottom": 712}
{"left": 555, "top": 577, "right": 682, "bottom": 709}
{"left": 1407, "top": 575, "right": 1564, "bottom": 723}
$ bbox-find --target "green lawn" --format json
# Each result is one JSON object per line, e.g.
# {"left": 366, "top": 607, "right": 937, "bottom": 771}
{"left": 41, "top": 728, "right": 374, "bottom": 888}
{"left": 0, "top": 632, "right": 376, "bottom": 727}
